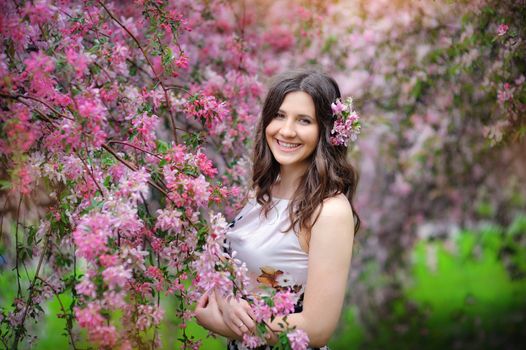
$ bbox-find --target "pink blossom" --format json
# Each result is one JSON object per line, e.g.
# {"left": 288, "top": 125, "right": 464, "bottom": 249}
{"left": 331, "top": 99, "right": 346, "bottom": 114}
{"left": 62, "top": 155, "right": 84, "bottom": 180}
{"left": 155, "top": 208, "right": 183, "bottom": 233}
{"left": 102, "top": 265, "right": 132, "bottom": 290}
{"left": 330, "top": 112, "right": 361, "bottom": 146}
{"left": 130, "top": 113, "right": 160, "bottom": 148}
{"left": 1, "top": 17, "right": 29, "bottom": 52}
{"left": 195, "top": 151, "right": 218, "bottom": 178}
{"left": 73, "top": 213, "right": 113, "bottom": 261}
{"left": 146, "top": 266, "right": 165, "bottom": 291}
{"left": 1, "top": 104, "right": 39, "bottom": 154}
{"left": 116, "top": 167, "right": 150, "bottom": 202}
{"left": 190, "top": 175, "right": 211, "bottom": 206}
{"left": 102, "top": 291, "right": 127, "bottom": 310}
{"left": 22, "top": 1, "right": 55, "bottom": 26}
{"left": 24, "top": 50, "right": 55, "bottom": 74}
{"left": 91, "top": 325, "right": 118, "bottom": 347}
{"left": 76, "top": 277, "right": 97, "bottom": 298}
{"left": 75, "top": 303, "right": 105, "bottom": 329}
{"left": 10, "top": 163, "right": 35, "bottom": 195}
{"left": 287, "top": 329, "right": 310, "bottom": 350}
{"left": 272, "top": 290, "right": 296, "bottom": 316}
{"left": 497, "top": 83, "right": 513, "bottom": 104}
{"left": 391, "top": 174, "right": 412, "bottom": 197}
{"left": 65, "top": 47, "right": 91, "bottom": 79}
{"left": 183, "top": 93, "right": 229, "bottom": 130}
{"left": 136, "top": 304, "right": 165, "bottom": 331}
{"left": 242, "top": 333, "right": 266, "bottom": 348}
{"left": 99, "top": 254, "right": 118, "bottom": 267}
{"left": 175, "top": 54, "right": 189, "bottom": 69}
{"left": 263, "top": 26, "right": 295, "bottom": 51}
{"left": 151, "top": 56, "right": 164, "bottom": 76}
{"left": 497, "top": 23, "right": 509, "bottom": 36}
{"left": 251, "top": 299, "right": 272, "bottom": 322}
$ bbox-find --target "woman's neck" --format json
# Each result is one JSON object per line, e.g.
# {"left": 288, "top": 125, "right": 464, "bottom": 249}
{"left": 273, "top": 163, "right": 308, "bottom": 199}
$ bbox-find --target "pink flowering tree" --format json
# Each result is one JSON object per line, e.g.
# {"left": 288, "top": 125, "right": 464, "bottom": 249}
{"left": 0, "top": 0, "right": 321, "bottom": 348}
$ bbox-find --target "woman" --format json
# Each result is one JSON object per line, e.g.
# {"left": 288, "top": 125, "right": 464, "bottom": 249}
{"left": 195, "top": 70, "right": 360, "bottom": 349}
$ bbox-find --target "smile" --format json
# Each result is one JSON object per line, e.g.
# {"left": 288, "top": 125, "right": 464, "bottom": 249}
{"left": 276, "top": 139, "right": 302, "bottom": 151}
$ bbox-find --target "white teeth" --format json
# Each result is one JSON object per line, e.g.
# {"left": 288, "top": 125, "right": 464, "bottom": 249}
{"left": 278, "top": 140, "right": 300, "bottom": 148}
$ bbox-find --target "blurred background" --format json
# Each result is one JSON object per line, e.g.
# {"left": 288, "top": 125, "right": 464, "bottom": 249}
{"left": 1, "top": 0, "right": 525, "bottom": 349}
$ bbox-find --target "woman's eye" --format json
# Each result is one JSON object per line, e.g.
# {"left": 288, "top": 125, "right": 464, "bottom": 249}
{"left": 300, "top": 118, "right": 311, "bottom": 124}
{"left": 275, "top": 113, "right": 285, "bottom": 119}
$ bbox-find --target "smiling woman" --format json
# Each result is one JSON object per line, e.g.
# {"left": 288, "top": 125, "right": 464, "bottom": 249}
{"left": 265, "top": 91, "right": 320, "bottom": 178}
{"left": 195, "top": 70, "right": 361, "bottom": 349}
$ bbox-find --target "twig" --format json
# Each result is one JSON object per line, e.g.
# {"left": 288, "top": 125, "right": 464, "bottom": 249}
{"left": 14, "top": 194, "right": 23, "bottom": 298}
{"left": 12, "top": 227, "right": 50, "bottom": 349}
{"left": 107, "top": 140, "right": 163, "bottom": 160}
{"left": 76, "top": 151, "right": 106, "bottom": 198}
{"left": 36, "top": 276, "right": 78, "bottom": 350}
{"left": 0, "top": 198, "right": 9, "bottom": 244}
{"left": 0, "top": 93, "right": 74, "bottom": 121}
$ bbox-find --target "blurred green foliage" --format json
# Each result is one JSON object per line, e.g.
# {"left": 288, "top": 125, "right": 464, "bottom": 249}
{"left": 331, "top": 215, "right": 526, "bottom": 350}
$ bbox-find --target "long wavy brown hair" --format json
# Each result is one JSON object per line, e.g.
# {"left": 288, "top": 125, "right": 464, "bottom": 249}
{"left": 252, "top": 70, "right": 361, "bottom": 245}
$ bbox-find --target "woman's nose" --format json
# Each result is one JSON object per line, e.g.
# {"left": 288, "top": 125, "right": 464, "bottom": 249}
{"left": 279, "top": 119, "right": 296, "bottom": 138}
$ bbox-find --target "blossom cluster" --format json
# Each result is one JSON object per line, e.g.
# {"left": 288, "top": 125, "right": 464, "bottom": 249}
{"left": 330, "top": 97, "right": 361, "bottom": 147}
{"left": 246, "top": 289, "right": 308, "bottom": 349}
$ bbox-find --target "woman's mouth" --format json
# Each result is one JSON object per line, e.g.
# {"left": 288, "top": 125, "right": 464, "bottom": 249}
{"left": 276, "top": 139, "right": 302, "bottom": 151}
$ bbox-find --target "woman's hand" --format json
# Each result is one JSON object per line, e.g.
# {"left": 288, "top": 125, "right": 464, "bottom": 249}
{"left": 195, "top": 292, "right": 224, "bottom": 332}
{"left": 214, "top": 290, "right": 256, "bottom": 337}
{"left": 194, "top": 291, "right": 244, "bottom": 340}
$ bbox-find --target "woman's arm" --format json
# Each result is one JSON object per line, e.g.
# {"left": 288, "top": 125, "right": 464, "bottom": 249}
{"left": 265, "top": 195, "right": 355, "bottom": 347}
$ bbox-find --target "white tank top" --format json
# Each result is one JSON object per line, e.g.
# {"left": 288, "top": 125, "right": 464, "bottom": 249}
{"left": 225, "top": 198, "right": 309, "bottom": 294}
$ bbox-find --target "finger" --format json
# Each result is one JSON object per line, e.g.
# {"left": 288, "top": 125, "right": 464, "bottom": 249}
{"left": 227, "top": 320, "right": 243, "bottom": 337}
{"left": 243, "top": 303, "right": 256, "bottom": 320}
{"left": 238, "top": 323, "right": 249, "bottom": 334}
{"left": 197, "top": 292, "right": 209, "bottom": 308}
{"left": 239, "top": 312, "right": 256, "bottom": 332}
{"left": 208, "top": 292, "right": 218, "bottom": 308}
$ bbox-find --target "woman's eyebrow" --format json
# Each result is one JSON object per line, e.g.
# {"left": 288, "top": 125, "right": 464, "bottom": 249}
{"left": 278, "top": 109, "right": 314, "bottom": 119}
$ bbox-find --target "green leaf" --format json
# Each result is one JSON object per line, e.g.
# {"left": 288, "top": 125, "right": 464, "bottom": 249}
{"left": 156, "top": 139, "right": 169, "bottom": 153}
{"left": 0, "top": 180, "right": 11, "bottom": 191}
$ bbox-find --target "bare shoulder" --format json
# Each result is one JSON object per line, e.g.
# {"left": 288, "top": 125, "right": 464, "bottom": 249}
{"left": 319, "top": 193, "right": 353, "bottom": 219}
{"left": 311, "top": 194, "right": 355, "bottom": 237}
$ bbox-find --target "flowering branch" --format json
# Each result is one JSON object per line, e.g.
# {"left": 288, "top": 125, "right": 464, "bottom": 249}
{"left": 107, "top": 140, "right": 163, "bottom": 160}
{"left": 100, "top": 144, "right": 170, "bottom": 196}
{"left": 97, "top": 0, "right": 179, "bottom": 143}
{"left": 76, "top": 151, "right": 106, "bottom": 197}
{"left": 0, "top": 93, "right": 73, "bottom": 121}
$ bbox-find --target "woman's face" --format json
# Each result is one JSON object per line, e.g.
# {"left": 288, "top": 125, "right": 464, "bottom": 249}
{"left": 265, "top": 91, "right": 319, "bottom": 172}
